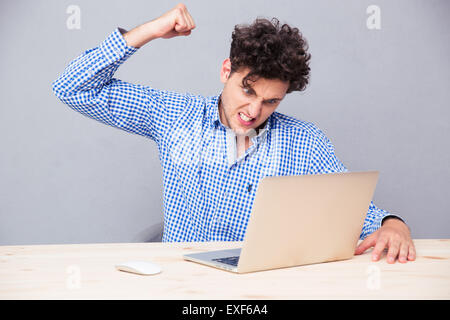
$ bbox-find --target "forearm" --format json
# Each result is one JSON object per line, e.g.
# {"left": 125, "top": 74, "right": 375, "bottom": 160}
{"left": 120, "top": 21, "right": 160, "bottom": 48}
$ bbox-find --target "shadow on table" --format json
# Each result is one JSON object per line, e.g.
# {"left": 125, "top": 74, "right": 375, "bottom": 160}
{"left": 132, "top": 222, "right": 163, "bottom": 242}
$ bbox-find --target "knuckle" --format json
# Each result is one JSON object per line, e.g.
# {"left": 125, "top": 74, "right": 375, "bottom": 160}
{"left": 378, "top": 236, "right": 389, "bottom": 245}
{"left": 175, "top": 7, "right": 184, "bottom": 16}
{"left": 373, "top": 246, "right": 384, "bottom": 255}
{"left": 387, "top": 247, "right": 397, "bottom": 255}
{"left": 392, "top": 233, "right": 402, "bottom": 241}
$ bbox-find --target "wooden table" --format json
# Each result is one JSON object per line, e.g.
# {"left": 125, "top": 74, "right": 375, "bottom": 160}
{"left": 0, "top": 239, "right": 449, "bottom": 299}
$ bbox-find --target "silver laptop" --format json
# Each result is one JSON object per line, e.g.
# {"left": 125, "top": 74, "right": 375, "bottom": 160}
{"left": 183, "top": 171, "right": 379, "bottom": 273}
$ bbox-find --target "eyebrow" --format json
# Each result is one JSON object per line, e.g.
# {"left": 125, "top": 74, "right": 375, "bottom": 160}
{"left": 243, "top": 85, "right": 284, "bottom": 102}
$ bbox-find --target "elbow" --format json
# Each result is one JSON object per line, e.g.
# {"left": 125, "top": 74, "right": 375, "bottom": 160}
{"left": 52, "top": 78, "right": 64, "bottom": 100}
{"left": 52, "top": 77, "right": 73, "bottom": 104}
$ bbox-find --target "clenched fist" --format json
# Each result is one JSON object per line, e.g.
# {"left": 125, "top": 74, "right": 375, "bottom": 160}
{"left": 152, "top": 3, "right": 196, "bottom": 39}
{"left": 123, "top": 3, "right": 196, "bottom": 48}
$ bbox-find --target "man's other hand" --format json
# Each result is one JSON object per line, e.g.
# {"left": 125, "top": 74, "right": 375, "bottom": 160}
{"left": 355, "top": 218, "right": 416, "bottom": 263}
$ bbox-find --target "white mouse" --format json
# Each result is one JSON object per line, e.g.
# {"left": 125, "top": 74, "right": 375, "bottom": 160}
{"left": 115, "top": 261, "right": 162, "bottom": 275}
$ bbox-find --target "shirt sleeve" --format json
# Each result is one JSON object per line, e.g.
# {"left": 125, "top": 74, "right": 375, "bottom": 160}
{"left": 52, "top": 27, "right": 188, "bottom": 143}
{"left": 307, "top": 128, "right": 405, "bottom": 240}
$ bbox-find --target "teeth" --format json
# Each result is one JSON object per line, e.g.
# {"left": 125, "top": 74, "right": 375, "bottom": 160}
{"left": 239, "top": 112, "right": 252, "bottom": 122}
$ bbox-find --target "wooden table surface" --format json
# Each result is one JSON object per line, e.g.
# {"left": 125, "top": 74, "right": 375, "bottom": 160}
{"left": 0, "top": 239, "right": 449, "bottom": 299}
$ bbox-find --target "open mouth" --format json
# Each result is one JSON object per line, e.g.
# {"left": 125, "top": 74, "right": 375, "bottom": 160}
{"left": 237, "top": 112, "right": 255, "bottom": 126}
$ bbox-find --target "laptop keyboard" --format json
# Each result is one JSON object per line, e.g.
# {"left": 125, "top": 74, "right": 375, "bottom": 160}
{"left": 212, "top": 256, "right": 240, "bottom": 266}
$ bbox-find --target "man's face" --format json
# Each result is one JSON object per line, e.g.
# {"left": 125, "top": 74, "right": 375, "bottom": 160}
{"left": 219, "top": 58, "right": 289, "bottom": 135}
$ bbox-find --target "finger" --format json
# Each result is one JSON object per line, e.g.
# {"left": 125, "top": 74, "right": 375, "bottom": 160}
{"left": 174, "top": 9, "right": 189, "bottom": 32}
{"left": 174, "top": 19, "right": 188, "bottom": 33}
{"left": 372, "top": 237, "right": 388, "bottom": 261}
{"left": 355, "top": 233, "right": 376, "bottom": 255}
{"left": 386, "top": 239, "right": 400, "bottom": 264}
{"left": 180, "top": 30, "right": 191, "bottom": 37}
{"left": 181, "top": 8, "right": 193, "bottom": 30}
{"left": 398, "top": 242, "right": 409, "bottom": 263}
{"left": 408, "top": 242, "right": 416, "bottom": 261}
{"left": 185, "top": 9, "right": 196, "bottom": 29}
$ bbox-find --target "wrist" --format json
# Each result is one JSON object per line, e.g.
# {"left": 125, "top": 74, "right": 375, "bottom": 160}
{"left": 382, "top": 216, "right": 404, "bottom": 226}
{"left": 382, "top": 216, "right": 410, "bottom": 233}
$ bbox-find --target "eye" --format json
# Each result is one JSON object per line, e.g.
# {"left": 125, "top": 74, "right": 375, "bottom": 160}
{"left": 266, "top": 99, "right": 278, "bottom": 105}
{"left": 242, "top": 86, "right": 252, "bottom": 95}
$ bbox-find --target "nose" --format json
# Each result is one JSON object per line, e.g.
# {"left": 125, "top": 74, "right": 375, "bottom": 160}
{"left": 248, "top": 100, "right": 263, "bottom": 119}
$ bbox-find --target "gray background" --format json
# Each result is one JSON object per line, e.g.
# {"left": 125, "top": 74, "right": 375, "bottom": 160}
{"left": 0, "top": 0, "right": 449, "bottom": 245}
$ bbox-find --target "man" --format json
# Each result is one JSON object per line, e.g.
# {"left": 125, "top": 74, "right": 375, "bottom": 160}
{"left": 52, "top": 4, "right": 415, "bottom": 263}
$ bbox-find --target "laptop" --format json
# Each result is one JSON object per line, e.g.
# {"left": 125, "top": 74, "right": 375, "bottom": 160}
{"left": 183, "top": 171, "right": 379, "bottom": 273}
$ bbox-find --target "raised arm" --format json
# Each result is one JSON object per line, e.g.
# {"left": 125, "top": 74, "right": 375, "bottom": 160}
{"left": 52, "top": 3, "right": 196, "bottom": 142}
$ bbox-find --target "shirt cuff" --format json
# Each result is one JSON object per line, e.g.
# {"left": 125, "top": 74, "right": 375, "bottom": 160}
{"left": 99, "top": 27, "right": 139, "bottom": 65}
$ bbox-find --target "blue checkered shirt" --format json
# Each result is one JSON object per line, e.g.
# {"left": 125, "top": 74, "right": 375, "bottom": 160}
{"left": 52, "top": 28, "right": 401, "bottom": 242}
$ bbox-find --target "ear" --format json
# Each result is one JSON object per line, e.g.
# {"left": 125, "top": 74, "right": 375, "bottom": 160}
{"left": 220, "top": 58, "right": 232, "bottom": 84}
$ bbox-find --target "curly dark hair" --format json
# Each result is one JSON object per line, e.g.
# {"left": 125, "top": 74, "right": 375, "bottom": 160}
{"left": 229, "top": 17, "right": 311, "bottom": 93}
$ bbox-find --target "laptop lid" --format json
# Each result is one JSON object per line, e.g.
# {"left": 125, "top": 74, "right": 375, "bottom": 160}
{"left": 236, "top": 171, "right": 379, "bottom": 273}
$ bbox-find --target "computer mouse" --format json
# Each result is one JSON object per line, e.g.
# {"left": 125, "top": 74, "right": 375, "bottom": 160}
{"left": 115, "top": 261, "right": 162, "bottom": 275}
